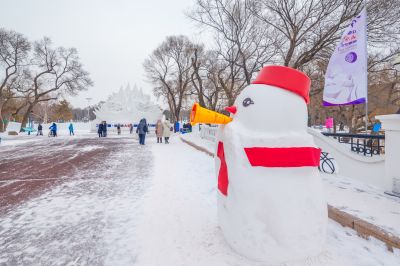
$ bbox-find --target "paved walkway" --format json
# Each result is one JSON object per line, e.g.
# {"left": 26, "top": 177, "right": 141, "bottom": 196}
{"left": 0, "top": 135, "right": 152, "bottom": 265}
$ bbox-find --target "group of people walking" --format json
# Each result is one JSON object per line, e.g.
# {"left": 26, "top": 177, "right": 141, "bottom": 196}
{"left": 155, "top": 119, "right": 172, "bottom": 144}
{"left": 95, "top": 118, "right": 174, "bottom": 145}
{"left": 135, "top": 118, "right": 172, "bottom": 145}
{"left": 33, "top": 119, "right": 175, "bottom": 144}
{"left": 35, "top": 122, "right": 74, "bottom": 137}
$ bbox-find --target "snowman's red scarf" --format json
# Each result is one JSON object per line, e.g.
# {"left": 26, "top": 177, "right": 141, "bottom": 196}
{"left": 217, "top": 142, "right": 229, "bottom": 196}
{"left": 244, "top": 147, "right": 321, "bottom": 167}
{"left": 216, "top": 144, "right": 320, "bottom": 196}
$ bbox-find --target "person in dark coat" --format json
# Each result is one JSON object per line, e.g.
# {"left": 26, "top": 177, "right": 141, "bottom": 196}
{"left": 37, "top": 123, "right": 43, "bottom": 136}
{"left": 98, "top": 123, "right": 103, "bottom": 137}
{"left": 136, "top": 118, "right": 148, "bottom": 145}
{"left": 102, "top": 121, "right": 107, "bottom": 137}
{"left": 117, "top": 124, "right": 121, "bottom": 135}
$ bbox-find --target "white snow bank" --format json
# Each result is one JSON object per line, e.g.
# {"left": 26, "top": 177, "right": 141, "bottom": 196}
{"left": 4, "top": 121, "right": 91, "bottom": 133}
{"left": 4, "top": 121, "right": 21, "bottom": 132}
{"left": 135, "top": 138, "right": 400, "bottom": 266}
{"left": 323, "top": 173, "right": 400, "bottom": 236}
{"left": 0, "top": 122, "right": 92, "bottom": 147}
{"left": 181, "top": 131, "right": 216, "bottom": 153}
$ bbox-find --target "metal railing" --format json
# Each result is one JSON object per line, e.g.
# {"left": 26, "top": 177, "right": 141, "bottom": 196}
{"left": 322, "top": 132, "right": 385, "bottom": 157}
{"left": 200, "top": 125, "right": 218, "bottom": 142}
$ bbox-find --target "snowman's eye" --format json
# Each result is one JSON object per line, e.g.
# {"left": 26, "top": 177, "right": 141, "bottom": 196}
{"left": 242, "top": 97, "right": 254, "bottom": 107}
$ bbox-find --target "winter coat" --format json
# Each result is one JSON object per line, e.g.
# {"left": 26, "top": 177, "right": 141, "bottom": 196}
{"left": 49, "top": 123, "right": 57, "bottom": 131}
{"left": 136, "top": 119, "right": 148, "bottom": 135}
{"left": 155, "top": 121, "right": 163, "bottom": 138}
{"left": 102, "top": 123, "right": 107, "bottom": 132}
{"left": 38, "top": 124, "right": 43, "bottom": 130}
{"left": 98, "top": 123, "right": 103, "bottom": 133}
{"left": 162, "top": 121, "right": 172, "bottom": 137}
{"left": 68, "top": 124, "right": 74, "bottom": 131}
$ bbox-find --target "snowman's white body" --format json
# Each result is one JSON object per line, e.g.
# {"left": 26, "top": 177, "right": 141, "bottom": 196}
{"left": 215, "top": 84, "right": 327, "bottom": 264}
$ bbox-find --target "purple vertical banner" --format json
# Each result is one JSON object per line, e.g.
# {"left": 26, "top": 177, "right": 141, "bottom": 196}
{"left": 323, "top": 8, "right": 367, "bottom": 106}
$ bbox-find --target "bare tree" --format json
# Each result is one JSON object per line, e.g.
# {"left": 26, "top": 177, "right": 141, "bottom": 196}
{"left": 253, "top": 0, "right": 400, "bottom": 70}
{"left": 191, "top": 45, "right": 249, "bottom": 108}
{"left": 190, "top": 46, "right": 226, "bottom": 110}
{"left": 144, "top": 35, "right": 195, "bottom": 121}
{"left": 252, "top": 0, "right": 361, "bottom": 68}
{"left": 0, "top": 28, "right": 30, "bottom": 131}
{"left": 19, "top": 37, "right": 93, "bottom": 130}
{"left": 188, "top": 0, "right": 276, "bottom": 85}
{"left": 190, "top": 45, "right": 207, "bottom": 107}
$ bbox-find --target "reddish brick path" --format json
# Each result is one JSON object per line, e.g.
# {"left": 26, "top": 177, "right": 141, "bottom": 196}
{"left": 0, "top": 135, "right": 152, "bottom": 265}
{"left": 0, "top": 136, "right": 129, "bottom": 214}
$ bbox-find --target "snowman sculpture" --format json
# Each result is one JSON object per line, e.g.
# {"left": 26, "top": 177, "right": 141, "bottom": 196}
{"left": 215, "top": 66, "right": 327, "bottom": 264}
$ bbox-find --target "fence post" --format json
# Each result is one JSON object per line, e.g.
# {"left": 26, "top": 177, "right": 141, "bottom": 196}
{"left": 376, "top": 114, "right": 400, "bottom": 195}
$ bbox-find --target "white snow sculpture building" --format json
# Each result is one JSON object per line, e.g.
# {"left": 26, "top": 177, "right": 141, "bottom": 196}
{"left": 92, "top": 84, "right": 162, "bottom": 132}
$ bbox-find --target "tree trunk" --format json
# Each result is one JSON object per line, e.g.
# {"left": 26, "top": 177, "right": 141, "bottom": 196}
{"left": 20, "top": 103, "right": 34, "bottom": 132}
{"left": 0, "top": 101, "right": 4, "bottom": 132}
{"left": 174, "top": 106, "right": 180, "bottom": 123}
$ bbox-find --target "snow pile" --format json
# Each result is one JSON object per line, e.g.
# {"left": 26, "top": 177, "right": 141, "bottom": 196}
{"left": 0, "top": 122, "right": 92, "bottom": 146}
{"left": 3, "top": 121, "right": 21, "bottom": 132}
{"left": 322, "top": 173, "right": 400, "bottom": 236}
{"left": 185, "top": 128, "right": 216, "bottom": 152}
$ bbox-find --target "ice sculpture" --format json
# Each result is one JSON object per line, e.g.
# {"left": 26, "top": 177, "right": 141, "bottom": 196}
{"left": 91, "top": 84, "right": 162, "bottom": 131}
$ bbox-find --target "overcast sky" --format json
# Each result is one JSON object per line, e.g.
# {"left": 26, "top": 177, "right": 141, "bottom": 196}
{"left": 1, "top": 0, "right": 206, "bottom": 108}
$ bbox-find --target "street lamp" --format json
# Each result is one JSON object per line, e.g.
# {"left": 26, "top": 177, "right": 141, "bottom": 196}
{"left": 85, "top": 97, "right": 92, "bottom": 122}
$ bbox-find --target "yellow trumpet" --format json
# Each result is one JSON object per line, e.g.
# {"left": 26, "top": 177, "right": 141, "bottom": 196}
{"left": 190, "top": 103, "right": 233, "bottom": 125}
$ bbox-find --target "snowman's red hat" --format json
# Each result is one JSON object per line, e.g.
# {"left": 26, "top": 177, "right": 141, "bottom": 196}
{"left": 252, "top": 65, "right": 311, "bottom": 104}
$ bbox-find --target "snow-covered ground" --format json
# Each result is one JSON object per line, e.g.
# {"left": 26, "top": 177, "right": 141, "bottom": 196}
{"left": 323, "top": 174, "right": 400, "bottom": 236}
{"left": 1, "top": 132, "right": 399, "bottom": 265}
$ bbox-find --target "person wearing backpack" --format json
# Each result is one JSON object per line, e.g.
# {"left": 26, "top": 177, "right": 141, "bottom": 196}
{"left": 136, "top": 118, "right": 149, "bottom": 145}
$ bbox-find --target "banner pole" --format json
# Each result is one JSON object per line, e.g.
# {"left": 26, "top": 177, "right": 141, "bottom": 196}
{"left": 364, "top": 3, "right": 369, "bottom": 133}
{"left": 365, "top": 102, "right": 368, "bottom": 132}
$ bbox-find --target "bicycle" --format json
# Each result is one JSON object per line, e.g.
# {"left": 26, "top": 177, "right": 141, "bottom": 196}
{"left": 318, "top": 151, "right": 336, "bottom": 174}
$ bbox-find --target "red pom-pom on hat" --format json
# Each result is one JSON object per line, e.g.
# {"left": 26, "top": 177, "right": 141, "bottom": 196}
{"left": 252, "top": 66, "right": 311, "bottom": 104}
